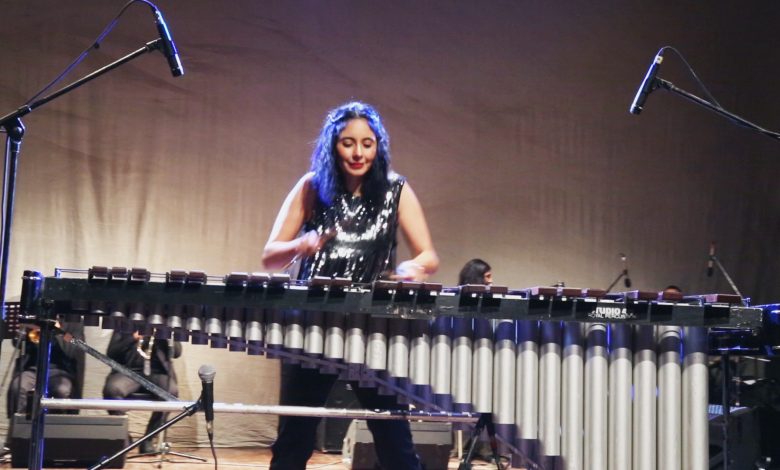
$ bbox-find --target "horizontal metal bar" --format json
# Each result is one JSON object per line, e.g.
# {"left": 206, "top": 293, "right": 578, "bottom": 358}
{"left": 41, "top": 398, "right": 480, "bottom": 422}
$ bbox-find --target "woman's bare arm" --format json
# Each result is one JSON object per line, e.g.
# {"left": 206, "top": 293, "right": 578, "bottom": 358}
{"left": 396, "top": 182, "right": 439, "bottom": 280}
{"left": 262, "top": 173, "right": 323, "bottom": 270}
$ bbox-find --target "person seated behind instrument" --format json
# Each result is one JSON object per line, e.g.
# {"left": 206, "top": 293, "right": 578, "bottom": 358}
{"left": 459, "top": 258, "right": 493, "bottom": 286}
{"left": 455, "top": 259, "right": 494, "bottom": 461}
{"left": 661, "top": 284, "right": 682, "bottom": 298}
{"left": 6, "top": 321, "right": 85, "bottom": 418}
{"left": 262, "top": 101, "right": 439, "bottom": 470}
{"left": 102, "top": 330, "right": 181, "bottom": 453}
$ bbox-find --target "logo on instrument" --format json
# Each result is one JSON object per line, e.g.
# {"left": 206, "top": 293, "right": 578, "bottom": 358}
{"left": 589, "top": 306, "right": 635, "bottom": 320}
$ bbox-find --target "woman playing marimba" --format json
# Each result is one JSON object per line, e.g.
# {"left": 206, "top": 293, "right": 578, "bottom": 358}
{"left": 262, "top": 101, "right": 439, "bottom": 470}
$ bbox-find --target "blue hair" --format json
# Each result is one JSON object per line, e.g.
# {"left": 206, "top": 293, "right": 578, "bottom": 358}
{"left": 309, "top": 101, "right": 391, "bottom": 206}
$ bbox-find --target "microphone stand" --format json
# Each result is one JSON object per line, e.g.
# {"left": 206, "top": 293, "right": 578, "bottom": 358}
{"left": 654, "top": 78, "right": 780, "bottom": 141}
{"left": 87, "top": 399, "right": 202, "bottom": 470}
{"left": 0, "top": 39, "right": 169, "bottom": 470}
{"left": 646, "top": 79, "right": 770, "bottom": 468}
{"left": 707, "top": 254, "right": 746, "bottom": 470}
{"left": 605, "top": 269, "right": 629, "bottom": 293}
{"left": 0, "top": 37, "right": 168, "bottom": 360}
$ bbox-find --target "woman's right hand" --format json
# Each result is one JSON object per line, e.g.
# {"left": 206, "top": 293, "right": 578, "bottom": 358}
{"left": 296, "top": 228, "right": 337, "bottom": 258}
{"left": 296, "top": 230, "right": 323, "bottom": 257}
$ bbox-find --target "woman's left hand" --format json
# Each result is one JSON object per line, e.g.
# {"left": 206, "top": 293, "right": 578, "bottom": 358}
{"left": 392, "top": 260, "right": 427, "bottom": 281}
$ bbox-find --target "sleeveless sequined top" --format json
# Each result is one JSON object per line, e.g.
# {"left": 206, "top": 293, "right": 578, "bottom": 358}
{"left": 298, "top": 173, "right": 405, "bottom": 283}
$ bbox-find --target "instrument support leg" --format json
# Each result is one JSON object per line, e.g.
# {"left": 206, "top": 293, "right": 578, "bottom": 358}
{"left": 458, "top": 413, "right": 502, "bottom": 470}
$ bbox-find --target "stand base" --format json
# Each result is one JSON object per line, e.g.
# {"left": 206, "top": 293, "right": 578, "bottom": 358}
{"left": 127, "top": 440, "right": 207, "bottom": 467}
{"left": 457, "top": 413, "right": 502, "bottom": 470}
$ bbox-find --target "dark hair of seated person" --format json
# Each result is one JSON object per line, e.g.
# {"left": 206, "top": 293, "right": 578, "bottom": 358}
{"left": 458, "top": 258, "right": 492, "bottom": 285}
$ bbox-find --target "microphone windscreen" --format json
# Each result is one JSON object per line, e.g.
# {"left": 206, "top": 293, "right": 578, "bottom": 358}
{"left": 198, "top": 364, "right": 216, "bottom": 382}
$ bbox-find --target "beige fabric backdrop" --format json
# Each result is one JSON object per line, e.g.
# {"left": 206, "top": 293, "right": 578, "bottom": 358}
{"left": 1, "top": 0, "right": 779, "bottom": 447}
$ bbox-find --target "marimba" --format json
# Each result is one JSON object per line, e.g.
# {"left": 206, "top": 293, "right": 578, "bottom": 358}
{"left": 21, "top": 267, "right": 764, "bottom": 470}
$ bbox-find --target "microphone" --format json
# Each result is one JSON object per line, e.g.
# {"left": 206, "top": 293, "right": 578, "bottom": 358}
{"left": 629, "top": 48, "right": 664, "bottom": 115}
{"left": 707, "top": 242, "right": 715, "bottom": 277}
{"left": 620, "top": 253, "right": 633, "bottom": 288}
{"left": 198, "top": 364, "right": 216, "bottom": 437}
{"left": 153, "top": 8, "right": 184, "bottom": 77}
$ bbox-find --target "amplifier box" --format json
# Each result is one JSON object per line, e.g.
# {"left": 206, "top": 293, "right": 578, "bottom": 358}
{"left": 342, "top": 420, "right": 452, "bottom": 470}
{"left": 10, "top": 413, "right": 129, "bottom": 468}
{"left": 708, "top": 406, "right": 762, "bottom": 469}
{"left": 315, "top": 381, "right": 360, "bottom": 452}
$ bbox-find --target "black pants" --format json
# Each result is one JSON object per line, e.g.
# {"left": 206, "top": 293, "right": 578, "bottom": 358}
{"left": 103, "top": 372, "right": 177, "bottom": 434}
{"left": 6, "top": 368, "right": 75, "bottom": 417}
{"left": 270, "top": 363, "right": 422, "bottom": 470}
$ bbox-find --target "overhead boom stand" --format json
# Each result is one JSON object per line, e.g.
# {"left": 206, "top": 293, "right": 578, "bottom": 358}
{"left": 0, "top": 37, "right": 174, "bottom": 470}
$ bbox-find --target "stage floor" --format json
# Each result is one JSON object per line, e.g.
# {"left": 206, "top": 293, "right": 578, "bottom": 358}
{"left": 0, "top": 446, "right": 506, "bottom": 470}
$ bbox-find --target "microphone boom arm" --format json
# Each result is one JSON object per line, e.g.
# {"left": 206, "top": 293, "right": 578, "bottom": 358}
{"left": 605, "top": 269, "right": 628, "bottom": 293}
{"left": 0, "top": 39, "right": 165, "bottom": 126}
{"left": 655, "top": 78, "right": 780, "bottom": 141}
{"left": 0, "top": 37, "right": 165, "bottom": 330}
{"left": 709, "top": 253, "right": 747, "bottom": 305}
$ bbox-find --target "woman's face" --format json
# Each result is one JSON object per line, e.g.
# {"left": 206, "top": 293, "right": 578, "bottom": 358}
{"left": 336, "top": 118, "right": 377, "bottom": 190}
{"left": 483, "top": 271, "right": 493, "bottom": 284}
